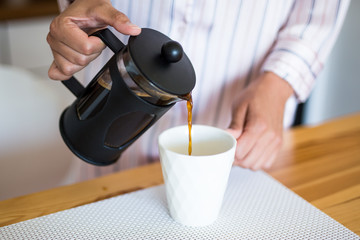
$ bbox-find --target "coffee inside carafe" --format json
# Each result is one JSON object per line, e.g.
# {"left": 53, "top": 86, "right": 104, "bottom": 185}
{"left": 76, "top": 47, "right": 187, "bottom": 121}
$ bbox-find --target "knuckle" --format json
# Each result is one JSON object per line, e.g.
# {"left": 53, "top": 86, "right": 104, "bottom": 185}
{"left": 48, "top": 69, "right": 57, "bottom": 80}
{"left": 60, "top": 63, "right": 75, "bottom": 76}
{"left": 240, "top": 161, "right": 251, "bottom": 169}
{"left": 250, "top": 165, "right": 258, "bottom": 171}
{"left": 48, "top": 65, "right": 64, "bottom": 80}
{"left": 112, "top": 11, "right": 128, "bottom": 23}
{"left": 75, "top": 55, "right": 88, "bottom": 66}
{"left": 268, "top": 131, "right": 282, "bottom": 147}
{"left": 49, "top": 20, "right": 56, "bottom": 33}
{"left": 49, "top": 17, "right": 64, "bottom": 40}
{"left": 81, "top": 43, "right": 95, "bottom": 55}
{"left": 235, "top": 154, "right": 242, "bottom": 164}
{"left": 46, "top": 33, "right": 52, "bottom": 44}
{"left": 49, "top": 18, "right": 61, "bottom": 35}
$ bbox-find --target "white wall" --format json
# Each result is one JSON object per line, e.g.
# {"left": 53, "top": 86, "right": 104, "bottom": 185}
{"left": 0, "top": 23, "right": 10, "bottom": 65}
{"left": 0, "top": 17, "right": 82, "bottom": 200}
{"left": 303, "top": 0, "right": 360, "bottom": 125}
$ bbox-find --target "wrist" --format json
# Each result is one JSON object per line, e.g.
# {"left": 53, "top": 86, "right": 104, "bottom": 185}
{"left": 259, "top": 71, "right": 294, "bottom": 103}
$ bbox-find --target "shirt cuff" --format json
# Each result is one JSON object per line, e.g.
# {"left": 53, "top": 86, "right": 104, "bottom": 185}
{"left": 262, "top": 38, "right": 323, "bottom": 102}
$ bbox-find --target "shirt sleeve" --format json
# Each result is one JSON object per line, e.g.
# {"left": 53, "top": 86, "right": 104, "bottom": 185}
{"left": 262, "top": 0, "right": 350, "bottom": 102}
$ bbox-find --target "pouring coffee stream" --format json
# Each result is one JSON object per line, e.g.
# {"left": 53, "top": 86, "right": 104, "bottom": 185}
{"left": 186, "top": 93, "right": 193, "bottom": 156}
{"left": 60, "top": 28, "right": 196, "bottom": 166}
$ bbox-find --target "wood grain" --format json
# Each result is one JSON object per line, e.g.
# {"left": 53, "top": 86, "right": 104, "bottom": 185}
{"left": 0, "top": 163, "right": 163, "bottom": 227}
{"left": 1, "top": 113, "right": 359, "bottom": 235}
{"left": 270, "top": 113, "right": 360, "bottom": 235}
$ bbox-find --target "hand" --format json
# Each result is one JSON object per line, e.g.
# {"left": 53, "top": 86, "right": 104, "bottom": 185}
{"left": 47, "top": 0, "right": 141, "bottom": 80}
{"left": 227, "top": 72, "right": 294, "bottom": 170}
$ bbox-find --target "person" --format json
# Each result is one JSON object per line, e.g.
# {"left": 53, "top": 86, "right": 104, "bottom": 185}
{"left": 47, "top": 0, "right": 349, "bottom": 180}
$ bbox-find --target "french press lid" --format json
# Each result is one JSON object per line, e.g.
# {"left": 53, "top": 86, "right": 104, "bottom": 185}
{"left": 127, "top": 28, "right": 196, "bottom": 97}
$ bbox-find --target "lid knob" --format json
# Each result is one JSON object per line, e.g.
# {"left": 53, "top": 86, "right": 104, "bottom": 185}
{"left": 161, "top": 41, "right": 183, "bottom": 63}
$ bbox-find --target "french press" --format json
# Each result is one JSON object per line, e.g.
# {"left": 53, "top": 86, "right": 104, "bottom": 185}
{"left": 60, "top": 28, "right": 196, "bottom": 166}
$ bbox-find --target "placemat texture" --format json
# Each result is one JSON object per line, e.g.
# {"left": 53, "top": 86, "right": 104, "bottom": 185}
{"left": 1, "top": 167, "right": 358, "bottom": 239}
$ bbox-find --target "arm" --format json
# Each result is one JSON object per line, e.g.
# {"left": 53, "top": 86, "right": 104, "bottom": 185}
{"left": 262, "top": 0, "right": 350, "bottom": 102}
{"left": 228, "top": 0, "right": 350, "bottom": 170}
{"left": 47, "top": 0, "right": 141, "bottom": 80}
{"left": 228, "top": 72, "right": 293, "bottom": 170}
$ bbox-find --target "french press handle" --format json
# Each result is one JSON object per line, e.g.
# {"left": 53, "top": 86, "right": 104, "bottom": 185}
{"left": 61, "top": 28, "right": 126, "bottom": 98}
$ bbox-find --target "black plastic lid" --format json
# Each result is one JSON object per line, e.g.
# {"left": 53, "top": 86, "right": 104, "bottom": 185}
{"left": 127, "top": 28, "right": 196, "bottom": 96}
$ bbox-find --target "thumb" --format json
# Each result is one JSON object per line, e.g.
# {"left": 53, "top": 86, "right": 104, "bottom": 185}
{"left": 227, "top": 103, "right": 248, "bottom": 139}
{"left": 96, "top": 3, "right": 141, "bottom": 36}
{"left": 226, "top": 128, "right": 242, "bottom": 140}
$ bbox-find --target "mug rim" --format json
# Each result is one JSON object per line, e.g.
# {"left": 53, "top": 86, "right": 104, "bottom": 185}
{"left": 158, "top": 124, "right": 236, "bottom": 158}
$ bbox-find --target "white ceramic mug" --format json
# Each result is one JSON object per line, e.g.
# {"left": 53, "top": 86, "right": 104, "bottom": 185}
{"left": 158, "top": 125, "right": 236, "bottom": 227}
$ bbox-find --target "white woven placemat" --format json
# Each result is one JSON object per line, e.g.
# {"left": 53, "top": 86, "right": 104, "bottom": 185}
{"left": 1, "top": 167, "right": 358, "bottom": 239}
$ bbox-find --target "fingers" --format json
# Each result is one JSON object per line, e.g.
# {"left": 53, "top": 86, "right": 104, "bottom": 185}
{"left": 47, "top": 33, "right": 102, "bottom": 70}
{"left": 47, "top": 0, "right": 141, "bottom": 80}
{"left": 47, "top": 18, "right": 105, "bottom": 80}
{"left": 47, "top": 29, "right": 99, "bottom": 80}
{"left": 233, "top": 125, "right": 282, "bottom": 170}
{"left": 227, "top": 103, "right": 248, "bottom": 139}
{"left": 263, "top": 147, "right": 279, "bottom": 169}
{"left": 49, "top": 18, "right": 106, "bottom": 55}
{"left": 229, "top": 72, "right": 289, "bottom": 170}
{"left": 92, "top": 4, "right": 141, "bottom": 36}
{"left": 246, "top": 132, "right": 281, "bottom": 170}
{"left": 48, "top": 61, "right": 71, "bottom": 80}
{"left": 232, "top": 114, "right": 282, "bottom": 170}
{"left": 48, "top": 58, "right": 85, "bottom": 81}
{"left": 234, "top": 118, "right": 267, "bottom": 161}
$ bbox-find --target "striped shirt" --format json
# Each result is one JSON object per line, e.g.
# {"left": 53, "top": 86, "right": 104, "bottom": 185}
{"left": 58, "top": 0, "right": 349, "bottom": 180}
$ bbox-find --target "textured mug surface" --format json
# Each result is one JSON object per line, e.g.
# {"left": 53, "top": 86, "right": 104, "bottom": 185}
{"left": 158, "top": 125, "right": 236, "bottom": 226}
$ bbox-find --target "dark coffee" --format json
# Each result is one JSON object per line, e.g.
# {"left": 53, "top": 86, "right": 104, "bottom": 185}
{"left": 186, "top": 93, "right": 193, "bottom": 155}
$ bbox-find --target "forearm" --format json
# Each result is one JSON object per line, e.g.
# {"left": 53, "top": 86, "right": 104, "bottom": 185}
{"left": 262, "top": 0, "right": 350, "bottom": 102}
{"left": 254, "top": 72, "right": 294, "bottom": 104}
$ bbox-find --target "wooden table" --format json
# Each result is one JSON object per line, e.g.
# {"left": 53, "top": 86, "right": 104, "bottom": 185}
{"left": 1, "top": 113, "right": 359, "bottom": 235}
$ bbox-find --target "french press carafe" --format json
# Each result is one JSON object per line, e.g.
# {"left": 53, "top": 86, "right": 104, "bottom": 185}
{"left": 60, "top": 28, "right": 196, "bottom": 166}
